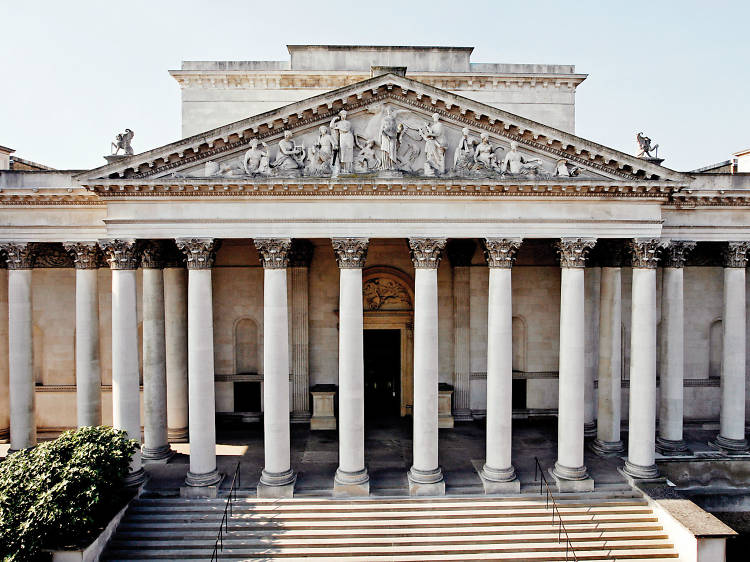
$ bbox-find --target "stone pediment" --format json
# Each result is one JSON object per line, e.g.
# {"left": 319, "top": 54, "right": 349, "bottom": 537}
{"left": 78, "top": 73, "right": 688, "bottom": 184}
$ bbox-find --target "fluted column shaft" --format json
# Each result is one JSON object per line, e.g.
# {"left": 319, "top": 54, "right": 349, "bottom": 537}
{"left": 177, "top": 238, "right": 221, "bottom": 488}
{"left": 624, "top": 239, "right": 662, "bottom": 479}
{"left": 255, "top": 238, "right": 295, "bottom": 495}
{"left": 408, "top": 238, "right": 446, "bottom": 494}
{"left": 65, "top": 242, "right": 102, "bottom": 428}
{"left": 164, "top": 266, "right": 189, "bottom": 442}
{"left": 332, "top": 238, "right": 369, "bottom": 495}
{"left": 584, "top": 266, "right": 600, "bottom": 437}
{"left": 553, "top": 238, "right": 595, "bottom": 486}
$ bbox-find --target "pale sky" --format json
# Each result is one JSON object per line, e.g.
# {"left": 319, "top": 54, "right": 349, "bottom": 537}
{"left": 1, "top": 0, "right": 747, "bottom": 172}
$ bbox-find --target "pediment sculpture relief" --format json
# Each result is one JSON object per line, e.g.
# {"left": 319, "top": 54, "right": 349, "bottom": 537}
{"left": 173, "top": 105, "right": 585, "bottom": 180}
{"left": 363, "top": 277, "right": 412, "bottom": 311}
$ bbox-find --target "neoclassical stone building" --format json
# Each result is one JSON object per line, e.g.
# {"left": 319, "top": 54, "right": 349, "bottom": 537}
{"left": 1, "top": 46, "right": 749, "bottom": 497}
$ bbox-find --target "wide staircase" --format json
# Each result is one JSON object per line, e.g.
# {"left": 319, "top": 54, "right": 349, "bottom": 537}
{"left": 103, "top": 490, "right": 678, "bottom": 561}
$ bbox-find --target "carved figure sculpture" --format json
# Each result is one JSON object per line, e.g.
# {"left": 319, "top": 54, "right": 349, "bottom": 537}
{"left": 379, "top": 107, "right": 400, "bottom": 170}
{"left": 473, "top": 132, "right": 503, "bottom": 171}
{"left": 243, "top": 139, "right": 270, "bottom": 175}
{"left": 554, "top": 158, "right": 579, "bottom": 177}
{"left": 354, "top": 139, "right": 380, "bottom": 171}
{"left": 453, "top": 127, "right": 477, "bottom": 172}
{"left": 111, "top": 128, "right": 134, "bottom": 156}
{"left": 419, "top": 113, "right": 447, "bottom": 176}
{"left": 502, "top": 141, "right": 543, "bottom": 174}
{"left": 272, "top": 131, "right": 306, "bottom": 170}
{"left": 308, "top": 126, "right": 336, "bottom": 174}
{"left": 636, "top": 132, "right": 659, "bottom": 159}
{"left": 330, "top": 110, "right": 356, "bottom": 173}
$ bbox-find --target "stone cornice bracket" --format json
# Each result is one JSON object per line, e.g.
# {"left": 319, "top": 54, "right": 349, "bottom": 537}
{"left": 255, "top": 238, "right": 292, "bottom": 269}
{"left": 140, "top": 241, "right": 164, "bottom": 269}
{"left": 332, "top": 238, "right": 370, "bottom": 269}
{"left": 661, "top": 240, "right": 696, "bottom": 268}
{"left": 556, "top": 238, "right": 596, "bottom": 268}
{"left": 446, "top": 239, "right": 477, "bottom": 268}
{"left": 100, "top": 239, "right": 139, "bottom": 270}
{"left": 63, "top": 242, "right": 100, "bottom": 269}
{"left": 409, "top": 238, "right": 447, "bottom": 269}
{"left": 175, "top": 238, "right": 217, "bottom": 270}
{"left": 723, "top": 241, "right": 750, "bottom": 268}
{"left": 0, "top": 242, "right": 36, "bottom": 270}
{"left": 483, "top": 238, "right": 522, "bottom": 269}
{"left": 289, "top": 239, "right": 314, "bottom": 268}
{"left": 629, "top": 238, "right": 666, "bottom": 269}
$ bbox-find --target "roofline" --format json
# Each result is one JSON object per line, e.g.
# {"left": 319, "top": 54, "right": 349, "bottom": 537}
{"left": 286, "top": 44, "right": 474, "bottom": 53}
{"left": 0, "top": 145, "right": 15, "bottom": 154}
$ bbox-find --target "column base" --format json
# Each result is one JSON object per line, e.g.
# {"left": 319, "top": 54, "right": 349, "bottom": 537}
{"left": 583, "top": 421, "right": 597, "bottom": 438}
{"left": 333, "top": 468, "right": 370, "bottom": 497}
{"left": 622, "top": 460, "right": 660, "bottom": 479}
{"left": 142, "top": 444, "right": 174, "bottom": 464}
{"left": 408, "top": 466, "right": 445, "bottom": 496}
{"left": 181, "top": 471, "right": 224, "bottom": 498}
{"left": 168, "top": 427, "right": 189, "bottom": 443}
{"left": 590, "top": 438, "right": 625, "bottom": 457}
{"left": 550, "top": 463, "right": 594, "bottom": 492}
{"left": 479, "top": 464, "right": 520, "bottom": 494}
{"left": 711, "top": 435, "right": 749, "bottom": 454}
{"left": 258, "top": 468, "right": 296, "bottom": 498}
{"left": 123, "top": 468, "right": 147, "bottom": 488}
{"left": 655, "top": 437, "right": 690, "bottom": 456}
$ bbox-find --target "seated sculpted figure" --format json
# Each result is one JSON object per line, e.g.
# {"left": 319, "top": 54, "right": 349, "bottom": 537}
{"left": 502, "top": 141, "right": 543, "bottom": 174}
{"left": 354, "top": 139, "right": 380, "bottom": 171}
{"left": 243, "top": 138, "right": 270, "bottom": 175}
{"left": 272, "top": 130, "right": 306, "bottom": 170}
{"left": 453, "top": 127, "right": 477, "bottom": 172}
{"left": 308, "top": 125, "right": 335, "bottom": 174}
{"left": 473, "top": 132, "right": 502, "bottom": 171}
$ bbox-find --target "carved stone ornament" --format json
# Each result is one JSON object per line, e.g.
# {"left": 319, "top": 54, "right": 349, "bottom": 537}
{"left": 254, "top": 238, "right": 292, "bottom": 269}
{"left": 140, "top": 242, "right": 164, "bottom": 269}
{"left": 1, "top": 242, "right": 35, "bottom": 270}
{"left": 483, "top": 238, "right": 522, "bottom": 269}
{"left": 556, "top": 238, "right": 596, "bottom": 268}
{"left": 63, "top": 242, "right": 100, "bottom": 269}
{"left": 661, "top": 240, "right": 696, "bottom": 268}
{"left": 723, "top": 241, "right": 750, "bottom": 268}
{"left": 100, "top": 239, "right": 139, "bottom": 270}
{"left": 409, "top": 238, "right": 447, "bottom": 269}
{"left": 363, "top": 278, "right": 412, "bottom": 311}
{"left": 289, "top": 239, "right": 314, "bottom": 267}
{"left": 629, "top": 239, "right": 666, "bottom": 269}
{"left": 175, "top": 238, "right": 217, "bottom": 270}
{"left": 332, "top": 238, "right": 369, "bottom": 269}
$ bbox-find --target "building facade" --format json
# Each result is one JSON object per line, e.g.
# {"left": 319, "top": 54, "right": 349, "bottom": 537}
{"left": 1, "top": 46, "right": 749, "bottom": 497}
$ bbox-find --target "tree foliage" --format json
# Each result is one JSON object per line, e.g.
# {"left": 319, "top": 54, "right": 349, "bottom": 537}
{"left": 0, "top": 426, "right": 136, "bottom": 561}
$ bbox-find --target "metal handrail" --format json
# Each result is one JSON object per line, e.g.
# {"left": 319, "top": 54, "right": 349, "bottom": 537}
{"left": 534, "top": 457, "right": 578, "bottom": 562}
{"left": 210, "top": 462, "right": 241, "bottom": 562}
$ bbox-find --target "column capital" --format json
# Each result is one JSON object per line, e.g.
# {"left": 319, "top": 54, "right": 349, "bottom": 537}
{"left": 175, "top": 238, "right": 217, "bottom": 270}
{"left": 556, "top": 238, "right": 596, "bottom": 268}
{"left": 140, "top": 241, "right": 164, "bottom": 269}
{"left": 483, "top": 238, "right": 522, "bottom": 268}
{"left": 100, "top": 239, "right": 139, "bottom": 270}
{"left": 1, "top": 242, "right": 36, "bottom": 270}
{"left": 629, "top": 238, "right": 666, "bottom": 269}
{"left": 446, "top": 239, "right": 476, "bottom": 268}
{"left": 661, "top": 240, "right": 696, "bottom": 268}
{"left": 723, "top": 241, "right": 750, "bottom": 268}
{"left": 63, "top": 242, "right": 100, "bottom": 269}
{"left": 332, "top": 238, "right": 369, "bottom": 269}
{"left": 409, "top": 238, "right": 446, "bottom": 269}
{"left": 289, "top": 239, "right": 314, "bottom": 268}
{"left": 255, "top": 238, "right": 292, "bottom": 269}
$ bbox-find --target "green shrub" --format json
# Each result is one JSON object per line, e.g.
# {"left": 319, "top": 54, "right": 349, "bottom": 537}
{"left": 0, "top": 426, "right": 137, "bottom": 561}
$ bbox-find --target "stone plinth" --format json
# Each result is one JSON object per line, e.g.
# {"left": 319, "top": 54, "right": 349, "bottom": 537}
{"left": 438, "top": 384, "right": 454, "bottom": 428}
{"left": 310, "top": 384, "right": 336, "bottom": 430}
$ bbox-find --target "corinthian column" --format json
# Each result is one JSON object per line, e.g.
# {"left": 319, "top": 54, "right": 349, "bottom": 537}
{"left": 100, "top": 239, "right": 145, "bottom": 486}
{"left": 64, "top": 242, "right": 102, "bottom": 428}
{"left": 552, "top": 238, "right": 596, "bottom": 491}
{"left": 480, "top": 238, "right": 522, "bottom": 493}
{"left": 176, "top": 238, "right": 222, "bottom": 493}
{"left": 2, "top": 243, "right": 36, "bottom": 451}
{"left": 712, "top": 242, "right": 750, "bottom": 453}
{"left": 408, "top": 237, "right": 446, "bottom": 496}
{"left": 140, "top": 243, "right": 171, "bottom": 462}
{"left": 255, "top": 238, "right": 296, "bottom": 498}
{"left": 624, "top": 239, "right": 662, "bottom": 479}
{"left": 657, "top": 241, "right": 695, "bottom": 455}
{"left": 163, "top": 256, "right": 189, "bottom": 443}
{"left": 332, "top": 238, "right": 370, "bottom": 496}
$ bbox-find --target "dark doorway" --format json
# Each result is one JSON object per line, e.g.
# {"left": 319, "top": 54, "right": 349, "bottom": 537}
{"left": 364, "top": 329, "right": 401, "bottom": 419}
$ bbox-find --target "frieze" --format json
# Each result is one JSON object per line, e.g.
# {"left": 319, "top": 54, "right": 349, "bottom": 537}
{"left": 409, "top": 238, "right": 446, "bottom": 269}
{"left": 332, "top": 238, "right": 369, "bottom": 269}
{"left": 483, "top": 238, "right": 522, "bottom": 268}
{"left": 556, "top": 238, "right": 595, "bottom": 268}
{"left": 254, "top": 238, "right": 292, "bottom": 269}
